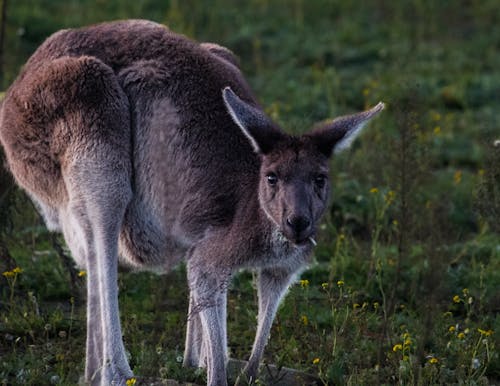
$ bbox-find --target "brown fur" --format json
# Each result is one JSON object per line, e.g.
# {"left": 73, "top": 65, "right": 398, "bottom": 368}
{"left": 0, "top": 20, "right": 383, "bottom": 386}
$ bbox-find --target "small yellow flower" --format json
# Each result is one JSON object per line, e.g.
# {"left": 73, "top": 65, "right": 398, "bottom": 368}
{"left": 402, "top": 355, "right": 409, "bottom": 361}
{"left": 301, "top": 315, "right": 308, "bottom": 326}
{"left": 404, "top": 338, "right": 412, "bottom": 347}
{"left": 433, "top": 126, "right": 441, "bottom": 135}
{"left": 2, "top": 271, "right": 15, "bottom": 278}
{"left": 478, "top": 328, "right": 494, "bottom": 337}
{"left": 312, "top": 357, "right": 320, "bottom": 365}
{"left": 429, "top": 357, "right": 439, "bottom": 364}
{"left": 12, "top": 267, "right": 23, "bottom": 274}
{"left": 448, "top": 325, "right": 456, "bottom": 333}
{"left": 452, "top": 295, "right": 461, "bottom": 303}
{"left": 385, "top": 190, "right": 396, "bottom": 204}
{"left": 337, "top": 280, "right": 344, "bottom": 287}
{"left": 462, "top": 288, "right": 468, "bottom": 295}
{"left": 370, "top": 187, "right": 378, "bottom": 194}
{"left": 78, "top": 270, "right": 87, "bottom": 277}
{"left": 299, "top": 279, "right": 309, "bottom": 288}
{"left": 353, "top": 303, "right": 360, "bottom": 309}
{"left": 126, "top": 378, "right": 137, "bottom": 386}
{"left": 392, "top": 219, "right": 399, "bottom": 226}
{"left": 457, "top": 332, "right": 465, "bottom": 339}
{"left": 321, "top": 282, "right": 328, "bottom": 290}
{"left": 373, "top": 302, "right": 379, "bottom": 309}
{"left": 453, "top": 170, "right": 462, "bottom": 185}
{"left": 392, "top": 344, "right": 403, "bottom": 352}
{"left": 431, "top": 112, "right": 441, "bottom": 121}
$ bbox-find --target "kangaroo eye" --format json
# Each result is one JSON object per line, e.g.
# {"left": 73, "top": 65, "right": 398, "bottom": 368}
{"left": 266, "top": 173, "right": 278, "bottom": 186}
{"left": 314, "top": 174, "right": 327, "bottom": 188}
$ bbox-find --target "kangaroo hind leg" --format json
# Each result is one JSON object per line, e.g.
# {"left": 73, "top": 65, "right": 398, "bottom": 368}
{"left": 52, "top": 56, "right": 133, "bottom": 385}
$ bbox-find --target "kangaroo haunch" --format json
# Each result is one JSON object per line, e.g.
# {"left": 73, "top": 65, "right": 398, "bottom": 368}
{"left": 0, "top": 20, "right": 384, "bottom": 386}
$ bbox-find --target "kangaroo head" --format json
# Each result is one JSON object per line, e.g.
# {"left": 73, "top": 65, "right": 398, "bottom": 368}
{"left": 223, "top": 87, "right": 384, "bottom": 246}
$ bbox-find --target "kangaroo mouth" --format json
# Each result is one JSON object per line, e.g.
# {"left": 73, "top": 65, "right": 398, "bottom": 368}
{"left": 295, "top": 236, "right": 317, "bottom": 247}
{"left": 283, "top": 232, "right": 317, "bottom": 247}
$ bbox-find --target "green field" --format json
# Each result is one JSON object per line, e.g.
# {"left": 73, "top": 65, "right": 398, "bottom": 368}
{"left": 0, "top": 1, "right": 499, "bottom": 385}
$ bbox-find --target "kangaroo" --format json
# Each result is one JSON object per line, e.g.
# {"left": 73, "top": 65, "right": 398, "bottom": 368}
{"left": 0, "top": 20, "right": 383, "bottom": 386}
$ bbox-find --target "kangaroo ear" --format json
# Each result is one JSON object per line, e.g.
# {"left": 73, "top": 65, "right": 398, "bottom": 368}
{"left": 222, "top": 87, "right": 284, "bottom": 154}
{"left": 308, "top": 102, "right": 385, "bottom": 157}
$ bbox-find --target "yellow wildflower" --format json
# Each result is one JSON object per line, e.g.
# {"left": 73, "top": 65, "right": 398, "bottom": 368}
{"left": 431, "top": 112, "right": 441, "bottom": 121}
{"left": 457, "top": 332, "right": 465, "bottom": 339}
{"left": 462, "top": 288, "right": 468, "bottom": 295}
{"left": 2, "top": 271, "right": 15, "bottom": 278}
{"left": 321, "top": 282, "right": 328, "bottom": 290}
{"left": 126, "top": 378, "right": 137, "bottom": 386}
{"left": 453, "top": 170, "right": 462, "bottom": 185}
{"left": 477, "top": 328, "right": 493, "bottom": 337}
{"left": 312, "top": 357, "right": 320, "bottom": 365}
{"left": 12, "top": 267, "right": 23, "bottom": 274}
{"left": 78, "top": 270, "right": 87, "bottom": 277}
{"left": 453, "top": 295, "right": 461, "bottom": 303}
{"left": 353, "top": 303, "right": 360, "bottom": 309}
{"left": 370, "top": 187, "right": 378, "bottom": 194}
{"left": 433, "top": 126, "right": 441, "bottom": 135}
{"left": 404, "top": 338, "right": 412, "bottom": 347}
{"left": 385, "top": 190, "right": 396, "bottom": 204}
{"left": 392, "top": 344, "right": 403, "bottom": 352}
{"left": 301, "top": 315, "right": 308, "bottom": 326}
{"left": 448, "top": 325, "right": 456, "bottom": 333}
{"left": 429, "top": 357, "right": 439, "bottom": 364}
{"left": 337, "top": 280, "right": 344, "bottom": 287}
{"left": 373, "top": 302, "right": 379, "bottom": 309}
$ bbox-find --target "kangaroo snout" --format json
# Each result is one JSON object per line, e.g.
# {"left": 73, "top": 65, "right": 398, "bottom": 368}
{"left": 285, "top": 214, "right": 312, "bottom": 243}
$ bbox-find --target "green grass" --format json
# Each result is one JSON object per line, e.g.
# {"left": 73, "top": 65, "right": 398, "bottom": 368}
{"left": 1, "top": 1, "right": 499, "bottom": 385}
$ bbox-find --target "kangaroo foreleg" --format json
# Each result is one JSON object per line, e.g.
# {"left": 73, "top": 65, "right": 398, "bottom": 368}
{"left": 239, "top": 267, "right": 297, "bottom": 384}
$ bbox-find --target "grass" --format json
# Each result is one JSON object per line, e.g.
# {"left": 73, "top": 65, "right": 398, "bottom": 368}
{"left": 1, "top": 1, "right": 499, "bottom": 385}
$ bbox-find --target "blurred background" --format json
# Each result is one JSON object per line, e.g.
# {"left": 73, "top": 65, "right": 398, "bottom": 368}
{"left": 0, "top": 1, "right": 499, "bottom": 385}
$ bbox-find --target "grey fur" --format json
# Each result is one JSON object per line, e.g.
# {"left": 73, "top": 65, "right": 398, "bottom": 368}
{"left": 0, "top": 20, "right": 383, "bottom": 386}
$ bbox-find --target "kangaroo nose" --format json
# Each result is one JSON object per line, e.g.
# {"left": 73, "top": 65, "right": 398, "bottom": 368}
{"left": 286, "top": 215, "right": 311, "bottom": 235}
